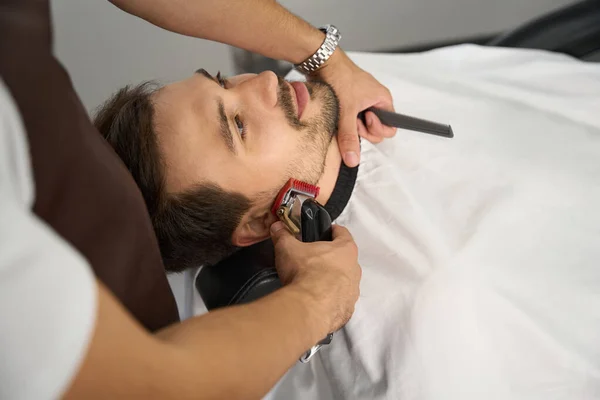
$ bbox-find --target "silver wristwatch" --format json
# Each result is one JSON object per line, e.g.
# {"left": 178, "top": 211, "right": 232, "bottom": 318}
{"left": 295, "top": 25, "right": 342, "bottom": 75}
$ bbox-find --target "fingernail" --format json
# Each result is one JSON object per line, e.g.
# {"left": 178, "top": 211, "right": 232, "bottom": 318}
{"left": 344, "top": 152, "right": 359, "bottom": 167}
{"left": 270, "top": 221, "right": 285, "bottom": 234}
{"left": 367, "top": 114, "right": 374, "bottom": 128}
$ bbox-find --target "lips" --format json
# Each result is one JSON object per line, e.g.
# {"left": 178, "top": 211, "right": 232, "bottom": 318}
{"left": 290, "top": 81, "right": 309, "bottom": 119}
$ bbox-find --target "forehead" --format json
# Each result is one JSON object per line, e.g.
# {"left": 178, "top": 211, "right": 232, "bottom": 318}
{"left": 151, "top": 74, "right": 231, "bottom": 193}
{"left": 154, "top": 73, "right": 212, "bottom": 121}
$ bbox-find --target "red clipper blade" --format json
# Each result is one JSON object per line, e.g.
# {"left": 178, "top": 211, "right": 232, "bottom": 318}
{"left": 271, "top": 178, "right": 320, "bottom": 216}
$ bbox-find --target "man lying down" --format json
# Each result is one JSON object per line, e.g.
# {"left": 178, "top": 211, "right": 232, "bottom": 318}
{"left": 95, "top": 45, "right": 600, "bottom": 399}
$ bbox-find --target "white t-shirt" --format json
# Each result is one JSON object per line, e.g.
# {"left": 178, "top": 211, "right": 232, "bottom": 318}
{"left": 0, "top": 78, "right": 97, "bottom": 399}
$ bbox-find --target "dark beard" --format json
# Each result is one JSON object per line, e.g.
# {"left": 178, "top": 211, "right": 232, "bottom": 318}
{"left": 276, "top": 76, "right": 339, "bottom": 138}
{"left": 276, "top": 77, "right": 340, "bottom": 185}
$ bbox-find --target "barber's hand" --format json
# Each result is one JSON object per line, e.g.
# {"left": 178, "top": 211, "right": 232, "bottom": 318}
{"left": 313, "top": 50, "right": 397, "bottom": 167}
{"left": 270, "top": 222, "right": 361, "bottom": 335}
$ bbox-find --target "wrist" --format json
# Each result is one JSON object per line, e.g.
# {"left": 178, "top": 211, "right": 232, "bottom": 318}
{"left": 311, "top": 47, "right": 345, "bottom": 76}
{"left": 289, "top": 27, "right": 326, "bottom": 65}
{"left": 282, "top": 283, "right": 331, "bottom": 343}
{"left": 295, "top": 25, "right": 342, "bottom": 75}
{"left": 311, "top": 48, "right": 355, "bottom": 79}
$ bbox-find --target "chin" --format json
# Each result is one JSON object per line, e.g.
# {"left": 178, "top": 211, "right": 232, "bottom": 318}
{"left": 309, "top": 81, "right": 339, "bottom": 118}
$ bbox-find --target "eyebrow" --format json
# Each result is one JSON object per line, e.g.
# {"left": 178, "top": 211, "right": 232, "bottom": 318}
{"left": 195, "top": 68, "right": 236, "bottom": 155}
{"left": 195, "top": 68, "right": 216, "bottom": 83}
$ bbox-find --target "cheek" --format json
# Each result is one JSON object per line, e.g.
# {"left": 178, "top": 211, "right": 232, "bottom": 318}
{"left": 253, "top": 118, "right": 300, "bottom": 154}
{"left": 225, "top": 160, "right": 284, "bottom": 200}
{"left": 243, "top": 126, "right": 302, "bottom": 188}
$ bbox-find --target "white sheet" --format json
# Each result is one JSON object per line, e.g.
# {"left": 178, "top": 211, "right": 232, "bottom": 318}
{"left": 263, "top": 45, "right": 600, "bottom": 400}
{"left": 178, "top": 45, "right": 600, "bottom": 399}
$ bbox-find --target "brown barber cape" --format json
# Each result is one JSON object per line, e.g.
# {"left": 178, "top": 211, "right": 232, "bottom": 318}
{"left": 0, "top": 0, "right": 180, "bottom": 331}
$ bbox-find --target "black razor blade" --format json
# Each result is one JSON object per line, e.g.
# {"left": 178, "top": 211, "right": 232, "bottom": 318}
{"left": 358, "top": 107, "right": 454, "bottom": 139}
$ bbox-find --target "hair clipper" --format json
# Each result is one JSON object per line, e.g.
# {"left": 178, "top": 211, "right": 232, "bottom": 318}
{"left": 271, "top": 178, "right": 334, "bottom": 363}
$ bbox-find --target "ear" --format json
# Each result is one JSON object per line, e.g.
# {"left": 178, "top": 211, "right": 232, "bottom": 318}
{"left": 231, "top": 209, "right": 278, "bottom": 247}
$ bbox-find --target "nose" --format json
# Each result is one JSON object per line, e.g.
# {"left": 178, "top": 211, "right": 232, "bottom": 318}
{"left": 241, "top": 70, "right": 279, "bottom": 109}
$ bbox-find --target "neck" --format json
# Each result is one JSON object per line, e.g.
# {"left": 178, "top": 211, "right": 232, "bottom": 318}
{"left": 315, "top": 139, "right": 342, "bottom": 205}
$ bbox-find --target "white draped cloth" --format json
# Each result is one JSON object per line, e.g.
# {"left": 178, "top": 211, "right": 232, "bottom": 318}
{"left": 262, "top": 45, "right": 600, "bottom": 400}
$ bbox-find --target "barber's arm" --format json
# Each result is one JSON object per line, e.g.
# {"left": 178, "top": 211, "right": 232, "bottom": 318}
{"left": 64, "top": 223, "right": 361, "bottom": 400}
{"left": 108, "top": 0, "right": 396, "bottom": 167}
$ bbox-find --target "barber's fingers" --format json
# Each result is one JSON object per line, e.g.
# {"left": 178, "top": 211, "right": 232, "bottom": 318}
{"left": 330, "top": 223, "right": 351, "bottom": 240}
{"left": 270, "top": 221, "right": 297, "bottom": 249}
{"left": 331, "top": 224, "right": 358, "bottom": 251}
{"left": 337, "top": 108, "right": 361, "bottom": 168}
{"left": 271, "top": 219, "right": 356, "bottom": 250}
{"left": 365, "top": 110, "right": 396, "bottom": 139}
{"left": 372, "top": 89, "right": 397, "bottom": 139}
{"left": 357, "top": 117, "right": 383, "bottom": 144}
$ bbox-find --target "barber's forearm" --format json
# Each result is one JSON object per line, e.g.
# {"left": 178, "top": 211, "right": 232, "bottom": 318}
{"left": 157, "top": 285, "right": 325, "bottom": 398}
{"left": 109, "top": 0, "right": 324, "bottom": 64}
{"left": 66, "top": 282, "right": 324, "bottom": 400}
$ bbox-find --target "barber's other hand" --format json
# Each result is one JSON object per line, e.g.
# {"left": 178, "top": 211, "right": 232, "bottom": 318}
{"left": 270, "top": 222, "right": 361, "bottom": 335}
{"left": 313, "top": 50, "right": 397, "bottom": 167}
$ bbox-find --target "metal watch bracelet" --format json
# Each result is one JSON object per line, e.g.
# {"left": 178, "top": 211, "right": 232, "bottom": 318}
{"left": 295, "top": 25, "right": 341, "bottom": 75}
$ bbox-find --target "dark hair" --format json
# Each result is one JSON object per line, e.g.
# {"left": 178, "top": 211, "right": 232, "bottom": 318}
{"left": 93, "top": 82, "right": 251, "bottom": 272}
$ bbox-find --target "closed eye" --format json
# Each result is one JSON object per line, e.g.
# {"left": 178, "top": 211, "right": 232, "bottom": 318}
{"left": 212, "top": 70, "right": 245, "bottom": 141}
{"left": 234, "top": 115, "right": 246, "bottom": 140}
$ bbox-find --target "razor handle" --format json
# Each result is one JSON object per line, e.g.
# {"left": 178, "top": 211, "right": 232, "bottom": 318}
{"left": 298, "top": 198, "right": 334, "bottom": 363}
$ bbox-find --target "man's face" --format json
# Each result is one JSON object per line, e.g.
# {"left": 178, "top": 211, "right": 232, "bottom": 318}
{"left": 152, "top": 70, "right": 339, "bottom": 207}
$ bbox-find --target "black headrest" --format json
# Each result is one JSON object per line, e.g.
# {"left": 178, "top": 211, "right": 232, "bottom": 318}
{"left": 196, "top": 240, "right": 282, "bottom": 310}
{"left": 489, "top": 0, "right": 600, "bottom": 61}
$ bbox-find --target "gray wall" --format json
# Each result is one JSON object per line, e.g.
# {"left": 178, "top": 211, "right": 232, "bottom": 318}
{"left": 52, "top": 0, "right": 573, "bottom": 113}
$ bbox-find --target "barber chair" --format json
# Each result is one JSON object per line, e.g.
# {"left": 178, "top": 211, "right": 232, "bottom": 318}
{"left": 489, "top": 0, "right": 600, "bottom": 61}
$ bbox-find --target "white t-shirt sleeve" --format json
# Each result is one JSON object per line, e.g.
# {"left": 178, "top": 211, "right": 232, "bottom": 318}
{"left": 0, "top": 79, "right": 97, "bottom": 400}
